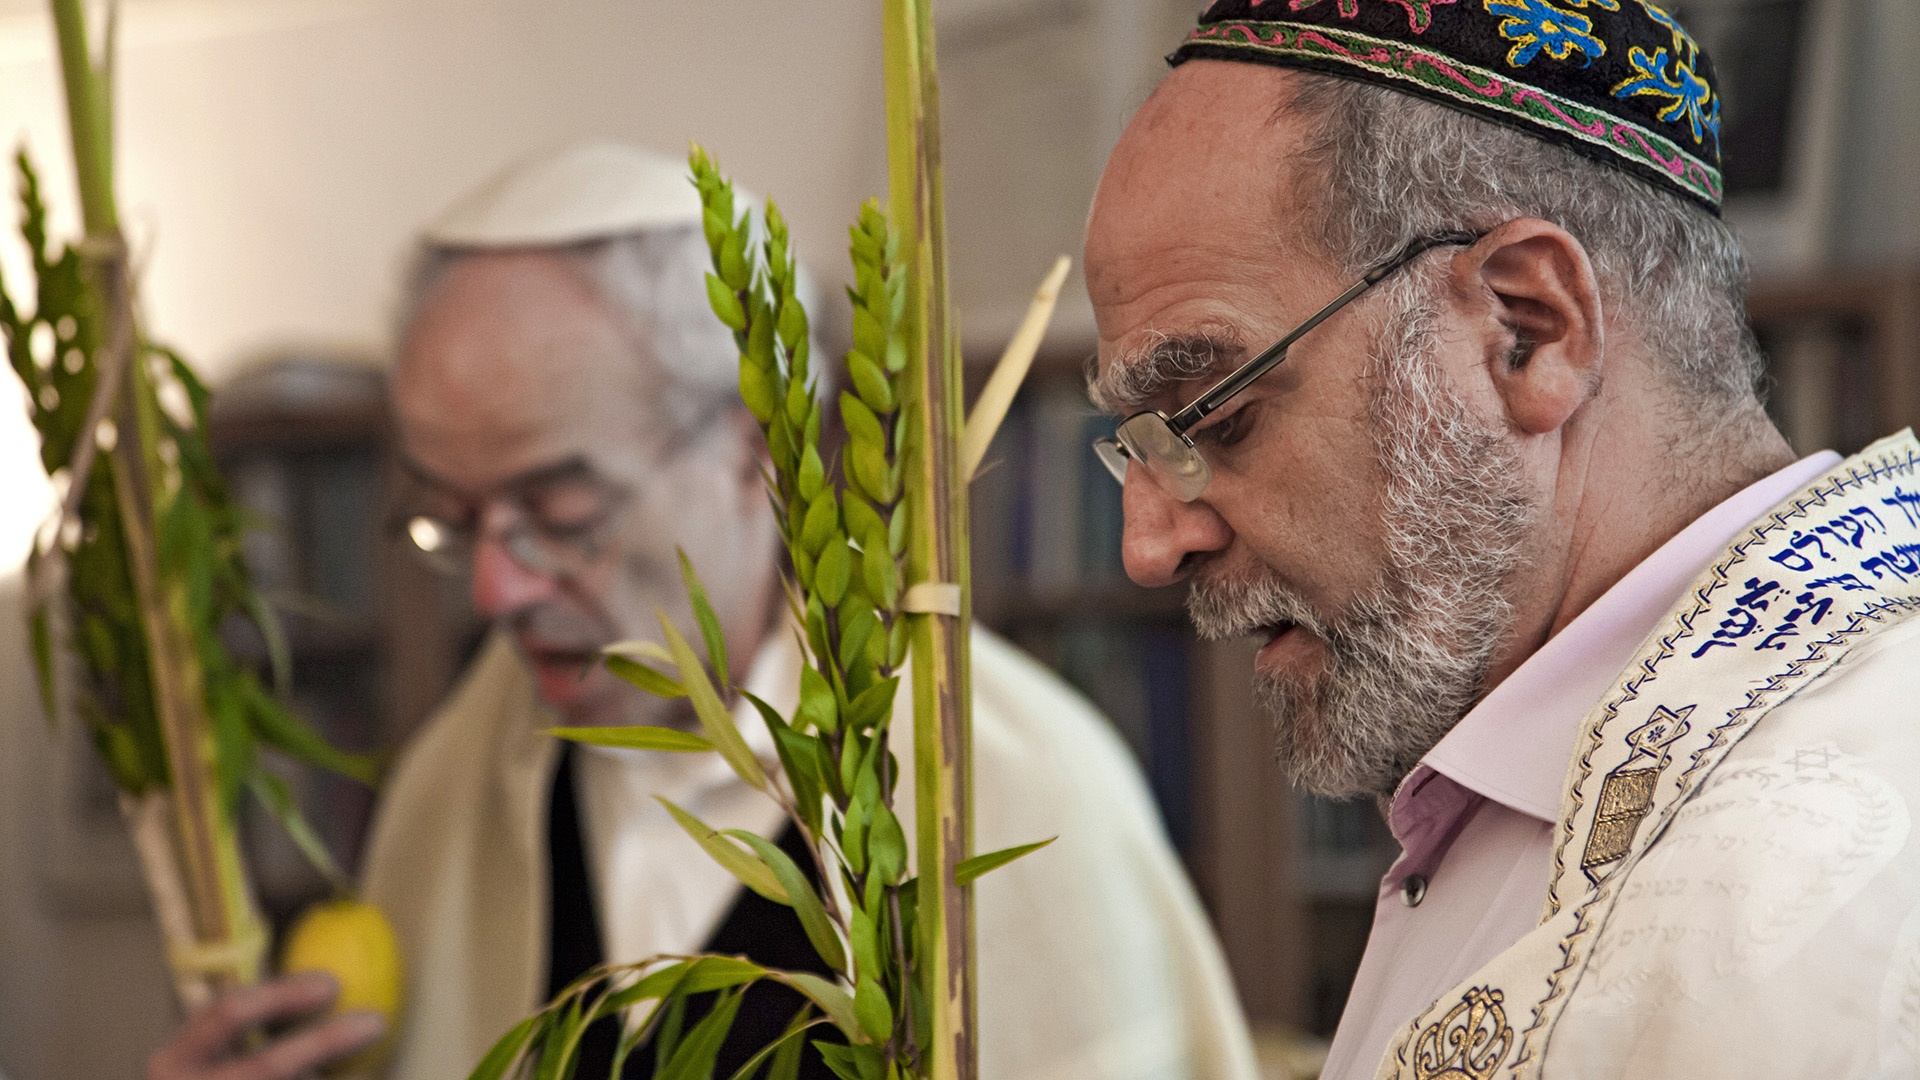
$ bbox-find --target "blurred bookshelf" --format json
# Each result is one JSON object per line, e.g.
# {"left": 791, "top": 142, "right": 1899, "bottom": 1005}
{"left": 208, "top": 354, "right": 476, "bottom": 929}
{"left": 1748, "top": 268, "right": 1920, "bottom": 454}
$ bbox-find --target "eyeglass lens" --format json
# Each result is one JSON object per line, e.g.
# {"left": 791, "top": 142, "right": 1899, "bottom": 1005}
{"left": 1116, "top": 412, "right": 1211, "bottom": 502}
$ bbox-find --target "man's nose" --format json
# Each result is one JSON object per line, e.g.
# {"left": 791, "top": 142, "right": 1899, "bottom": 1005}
{"left": 470, "top": 532, "right": 558, "bottom": 619}
{"left": 1119, "top": 469, "right": 1233, "bottom": 588}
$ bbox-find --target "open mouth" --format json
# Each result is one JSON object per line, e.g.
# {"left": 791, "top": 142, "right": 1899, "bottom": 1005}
{"left": 1258, "top": 621, "right": 1298, "bottom": 646}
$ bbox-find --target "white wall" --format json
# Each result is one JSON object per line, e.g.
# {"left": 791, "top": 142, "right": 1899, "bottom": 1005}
{"left": 0, "top": 0, "right": 894, "bottom": 573}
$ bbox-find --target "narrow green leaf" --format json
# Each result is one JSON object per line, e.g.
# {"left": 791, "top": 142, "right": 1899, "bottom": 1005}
{"left": 605, "top": 955, "right": 767, "bottom": 1010}
{"left": 771, "top": 972, "right": 863, "bottom": 1043}
{"left": 469, "top": 1013, "right": 543, "bottom": 1080}
{"left": 866, "top": 803, "right": 907, "bottom": 886}
{"left": 654, "top": 994, "right": 688, "bottom": 1076}
{"left": 533, "top": 995, "right": 585, "bottom": 1080}
{"left": 549, "top": 725, "right": 711, "bottom": 753}
{"left": 677, "top": 549, "right": 730, "bottom": 689}
{"left": 659, "top": 989, "right": 746, "bottom": 1080}
{"left": 247, "top": 771, "right": 345, "bottom": 891}
{"left": 605, "top": 655, "right": 687, "bottom": 699}
{"left": 28, "top": 606, "right": 55, "bottom": 721}
{"left": 658, "top": 610, "right": 767, "bottom": 792}
{"left": 241, "top": 678, "right": 379, "bottom": 786}
{"left": 728, "top": 829, "right": 847, "bottom": 974}
{"left": 239, "top": 586, "right": 292, "bottom": 698}
{"left": 955, "top": 837, "right": 1058, "bottom": 885}
{"left": 814, "top": 1043, "right": 867, "bottom": 1080}
{"left": 604, "top": 639, "right": 677, "bottom": 664}
{"left": 853, "top": 975, "right": 893, "bottom": 1044}
{"left": 725, "top": 1013, "right": 827, "bottom": 1080}
{"left": 657, "top": 797, "right": 787, "bottom": 903}
{"left": 848, "top": 903, "right": 882, "bottom": 983}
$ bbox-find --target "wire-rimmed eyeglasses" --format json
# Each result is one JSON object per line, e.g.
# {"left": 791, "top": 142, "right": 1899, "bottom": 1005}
{"left": 396, "top": 460, "right": 633, "bottom": 580}
{"left": 1093, "top": 230, "right": 1484, "bottom": 502}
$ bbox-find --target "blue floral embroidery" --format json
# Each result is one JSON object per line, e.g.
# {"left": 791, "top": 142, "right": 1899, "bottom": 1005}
{"left": 1633, "top": 1, "right": 1700, "bottom": 57}
{"left": 1484, "top": 0, "right": 1607, "bottom": 67}
{"left": 1613, "top": 45, "right": 1720, "bottom": 147}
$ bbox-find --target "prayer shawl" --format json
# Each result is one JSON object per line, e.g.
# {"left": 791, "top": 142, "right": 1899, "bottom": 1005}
{"left": 1375, "top": 430, "right": 1920, "bottom": 1079}
{"left": 359, "top": 626, "right": 1259, "bottom": 1080}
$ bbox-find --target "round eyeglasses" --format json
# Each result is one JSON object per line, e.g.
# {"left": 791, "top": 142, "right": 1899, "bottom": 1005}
{"left": 397, "top": 464, "right": 632, "bottom": 581}
{"left": 1094, "top": 230, "right": 1483, "bottom": 502}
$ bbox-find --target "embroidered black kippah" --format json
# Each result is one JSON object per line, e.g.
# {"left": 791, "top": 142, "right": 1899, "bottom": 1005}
{"left": 1170, "top": 0, "right": 1723, "bottom": 214}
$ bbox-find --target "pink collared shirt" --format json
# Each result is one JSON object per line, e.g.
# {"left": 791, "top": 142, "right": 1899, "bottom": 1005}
{"left": 1318, "top": 451, "right": 1844, "bottom": 1080}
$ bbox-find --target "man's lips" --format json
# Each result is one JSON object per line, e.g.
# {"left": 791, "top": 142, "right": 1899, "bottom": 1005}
{"left": 1254, "top": 621, "right": 1314, "bottom": 672}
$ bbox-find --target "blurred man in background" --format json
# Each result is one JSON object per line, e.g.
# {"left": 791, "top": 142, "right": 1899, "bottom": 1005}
{"left": 150, "top": 142, "right": 1257, "bottom": 1080}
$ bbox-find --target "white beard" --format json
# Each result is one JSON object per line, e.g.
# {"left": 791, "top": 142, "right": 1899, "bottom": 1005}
{"left": 1188, "top": 281, "right": 1534, "bottom": 799}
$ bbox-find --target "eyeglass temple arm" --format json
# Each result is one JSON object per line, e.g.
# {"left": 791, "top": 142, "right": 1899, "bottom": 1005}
{"left": 1165, "top": 230, "right": 1484, "bottom": 435}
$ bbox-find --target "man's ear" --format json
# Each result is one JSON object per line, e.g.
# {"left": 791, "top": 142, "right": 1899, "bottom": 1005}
{"left": 1451, "top": 218, "right": 1605, "bottom": 436}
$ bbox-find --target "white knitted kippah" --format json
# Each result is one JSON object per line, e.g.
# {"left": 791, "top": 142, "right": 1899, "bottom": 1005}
{"left": 423, "top": 141, "right": 706, "bottom": 247}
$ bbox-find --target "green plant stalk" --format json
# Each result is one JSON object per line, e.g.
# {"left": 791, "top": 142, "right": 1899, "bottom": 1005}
{"left": 48, "top": 0, "right": 263, "bottom": 1000}
{"left": 49, "top": 0, "right": 112, "bottom": 235}
{"left": 882, "top": 2, "right": 976, "bottom": 1078}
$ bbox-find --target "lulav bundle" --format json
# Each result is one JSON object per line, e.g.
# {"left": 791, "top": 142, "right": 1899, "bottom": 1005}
{"left": 0, "top": 143, "right": 377, "bottom": 1007}
{"left": 473, "top": 149, "right": 1047, "bottom": 1080}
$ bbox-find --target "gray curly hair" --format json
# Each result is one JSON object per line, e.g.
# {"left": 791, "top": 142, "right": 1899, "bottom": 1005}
{"left": 1283, "top": 74, "right": 1764, "bottom": 420}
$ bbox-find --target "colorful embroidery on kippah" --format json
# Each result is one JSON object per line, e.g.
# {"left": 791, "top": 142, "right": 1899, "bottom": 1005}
{"left": 1277, "top": 0, "right": 1460, "bottom": 34}
{"left": 1485, "top": 0, "right": 1606, "bottom": 67}
{"left": 1174, "top": 0, "right": 1725, "bottom": 213}
{"left": 1613, "top": 46, "right": 1720, "bottom": 148}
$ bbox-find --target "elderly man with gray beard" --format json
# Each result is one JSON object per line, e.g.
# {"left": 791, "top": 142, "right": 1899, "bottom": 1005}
{"left": 1086, "top": 3, "right": 1920, "bottom": 1079}
{"left": 146, "top": 143, "right": 1257, "bottom": 1080}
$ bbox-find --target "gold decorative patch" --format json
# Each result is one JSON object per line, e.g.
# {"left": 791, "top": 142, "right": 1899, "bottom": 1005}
{"left": 1412, "top": 986, "right": 1512, "bottom": 1080}
{"left": 1580, "top": 703, "right": 1695, "bottom": 880}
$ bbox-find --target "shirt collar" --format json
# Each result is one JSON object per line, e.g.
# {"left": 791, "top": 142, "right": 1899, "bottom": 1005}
{"left": 1412, "top": 450, "right": 1844, "bottom": 824}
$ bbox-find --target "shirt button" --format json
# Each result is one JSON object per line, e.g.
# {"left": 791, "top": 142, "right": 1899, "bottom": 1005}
{"left": 1402, "top": 874, "right": 1428, "bottom": 907}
